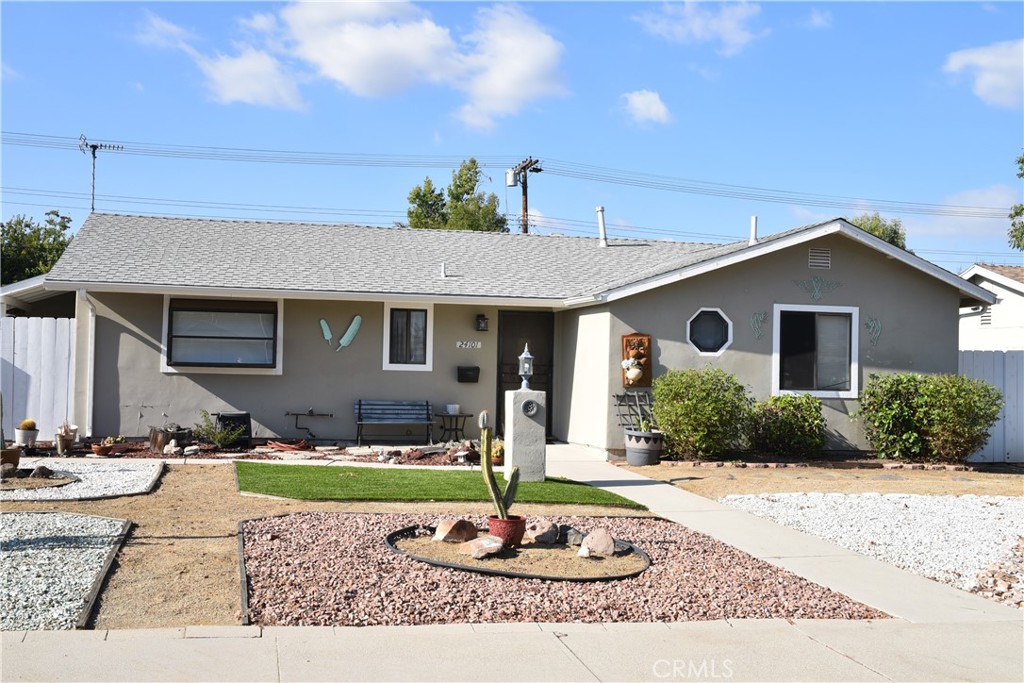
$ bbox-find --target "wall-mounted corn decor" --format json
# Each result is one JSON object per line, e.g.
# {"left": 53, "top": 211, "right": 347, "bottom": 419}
{"left": 337, "top": 315, "right": 362, "bottom": 352}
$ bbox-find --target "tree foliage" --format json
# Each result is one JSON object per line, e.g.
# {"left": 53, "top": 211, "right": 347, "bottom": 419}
{"left": 1009, "top": 154, "right": 1024, "bottom": 251}
{"left": 405, "top": 158, "right": 508, "bottom": 232}
{"left": 1, "top": 211, "right": 73, "bottom": 285}
{"left": 849, "top": 211, "right": 907, "bottom": 249}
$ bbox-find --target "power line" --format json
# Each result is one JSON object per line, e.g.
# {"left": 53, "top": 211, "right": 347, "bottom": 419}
{"left": 2, "top": 131, "right": 1012, "bottom": 219}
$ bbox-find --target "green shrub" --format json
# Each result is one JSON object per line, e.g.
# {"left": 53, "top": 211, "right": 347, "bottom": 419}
{"left": 748, "top": 394, "right": 826, "bottom": 457}
{"left": 193, "top": 410, "right": 246, "bottom": 450}
{"left": 857, "top": 373, "right": 1003, "bottom": 462}
{"left": 652, "top": 368, "right": 751, "bottom": 459}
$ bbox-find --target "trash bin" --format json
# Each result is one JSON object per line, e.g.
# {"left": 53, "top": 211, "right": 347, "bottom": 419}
{"left": 215, "top": 412, "right": 252, "bottom": 449}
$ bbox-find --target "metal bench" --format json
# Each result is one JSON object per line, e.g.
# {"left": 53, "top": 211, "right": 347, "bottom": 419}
{"left": 354, "top": 400, "right": 434, "bottom": 446}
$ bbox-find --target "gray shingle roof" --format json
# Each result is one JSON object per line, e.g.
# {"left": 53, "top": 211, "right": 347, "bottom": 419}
{"left": 46, "top": 214, "right": 746, "bottom": 301}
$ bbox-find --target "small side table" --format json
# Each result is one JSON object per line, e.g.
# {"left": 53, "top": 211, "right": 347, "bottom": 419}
{"left": 436, "top": 413, "right": 472, "bottom": 443}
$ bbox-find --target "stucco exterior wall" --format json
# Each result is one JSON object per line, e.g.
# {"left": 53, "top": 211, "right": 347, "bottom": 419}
{"left": 580, "top": 235, "right": 961, "bottom": 451}
{"left": 82, "top": 292, "right": 504, "bottom": 440}
{"left": 959, "top": 278, "right": 1024, "bottom": 351}
{"left": 554, "top": 308, "right": 615, "bottom": 448}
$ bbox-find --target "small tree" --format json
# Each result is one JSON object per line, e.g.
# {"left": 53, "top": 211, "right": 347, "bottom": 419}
{"left": 849, "top": 212, "right": 906, "bottom": 250}
{"left": 404, "top": 158, "right": 508, "bottom": 232}
{"left": 1, "top": 211, "right": 73, "bottom": 285}
{"left": 1009, "top": 153, "right": 1023, "bottom": 251}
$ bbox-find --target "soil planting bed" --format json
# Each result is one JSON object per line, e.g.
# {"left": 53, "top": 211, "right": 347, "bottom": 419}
{"left": 242, "top": 512, "right": 887, "bottom": 626}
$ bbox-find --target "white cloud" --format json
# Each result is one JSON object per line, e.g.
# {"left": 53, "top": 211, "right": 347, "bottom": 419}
{"left": 904, "top": 185, "right": 1019, "bottom": 238}
{"left": 805, "top": 8, "right": 832, "bottom": 29}
{"left": 136, "top": 11, "right": 306, "bottom": 111}
{"left": 238, "top": 12, "right": 278, "bottom": 34}
{"left": 1, "top": 62, "right": 21, "bottom": 82}
{"left": 622, "top": 90, "right": 672, "bottom": 125}
{"left": 635, "top": 2, "right": 767, "bottom": 57}
{"left": 197, "top": 47, "right": 306, "bottom": 111}
{"left": 454, "top": 5, "right": 566, "bottom": 130}
{"left": 943, "top": 39, "right": 1024, "bottom": 109}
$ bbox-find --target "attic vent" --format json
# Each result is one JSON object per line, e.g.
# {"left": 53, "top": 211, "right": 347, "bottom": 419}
{"left": 980, "top": 307, "right": 992, "bottom": 326}
{"left": 808, "top": 248, "right": 832, "bottom": 269}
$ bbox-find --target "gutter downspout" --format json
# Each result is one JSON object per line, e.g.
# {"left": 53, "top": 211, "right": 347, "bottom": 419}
{"left": 78, "top": 290, "right": 96, "bottom": 438}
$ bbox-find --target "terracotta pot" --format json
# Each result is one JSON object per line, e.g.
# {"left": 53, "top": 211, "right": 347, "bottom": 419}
{"left": 487, "top": 515, "right": 526, "bottom": 548}
{"left": 55, "top": 434, "right": 75, "bottom": 456}
{"left": 1, "top": 447, "right": 21, "bottom": 469}
{"left": 91, "top": 444, "right": 113, "bottom": 456}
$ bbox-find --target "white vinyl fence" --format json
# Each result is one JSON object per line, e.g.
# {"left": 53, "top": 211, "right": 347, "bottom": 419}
{"left": 0, "top": 317, "right": 76, "bottom": 440}
{"left": 959, "top": 350, "right": 1023, "bottom": 463}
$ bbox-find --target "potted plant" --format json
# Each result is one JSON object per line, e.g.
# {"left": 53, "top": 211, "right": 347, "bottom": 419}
{"left": 621, "top": 357, "right": 644, "bottom": 384}
{"left": 15, "top": 419, "right": 39, "bottom": 448}
{"left": 92, "top": 437, "right": 115, "bottom": 457}
{"left": 624, "top": 415, "right": 664, "bottom": 466}
{"left": 55, "top": 421, "right": 77, "bottom": 456}
{"left": 1, "top": 395, "right": 21, "bottom": 468}
{"left": 479, "top": 411, "right": 524, "bottom": 547}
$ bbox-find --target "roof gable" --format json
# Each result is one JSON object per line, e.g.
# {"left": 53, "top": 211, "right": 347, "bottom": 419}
{"left": 960, "top": 264, "right": 1024, "bottom": 297}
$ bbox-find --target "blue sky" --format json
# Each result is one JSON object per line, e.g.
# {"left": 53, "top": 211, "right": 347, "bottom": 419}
{"left": 2, "top": 1, "right": 1022, "bottom": 273}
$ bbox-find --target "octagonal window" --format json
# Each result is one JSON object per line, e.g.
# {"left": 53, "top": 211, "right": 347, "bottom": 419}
{"left": 687, "top": 308, "right": 733, "bottom": 356}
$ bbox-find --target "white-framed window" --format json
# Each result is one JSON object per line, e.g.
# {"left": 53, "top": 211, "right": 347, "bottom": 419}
{"left": 382, "top": 302, "right": 433, "bottom": 371}
{"left": 772, "top": 303, "right": 858, "bottom": 399}
{"left": 686, "top": 308, "right": 733, "bottom": 356}
{"left": 161, "top": 297, "right": 283, "bottom": 375}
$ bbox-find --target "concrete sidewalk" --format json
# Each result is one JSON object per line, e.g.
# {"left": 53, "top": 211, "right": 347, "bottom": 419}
{"left": 2, "top": 444, "right": 1021, "bottom": 682}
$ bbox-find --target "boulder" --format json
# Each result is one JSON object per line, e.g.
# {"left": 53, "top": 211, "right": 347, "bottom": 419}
{"left": 525, "top": 519, "right": 559, "bottom": 544}
{"left": 183, "top": 446, "right": 201, "bottom": 456}
{"left": 0, "top": 463, "right": 16, "bottom": 480}
{"left": 560, "top": 525, "right": 585, "bottom": 546}
{"left": 30, "top": 466, "right": 54, "bottom": 479}
{"left": 578, "top": 528, "right": 616, "bottom": 558}
{"left": 458, "top": 535, "right": 503, "bottom": 559}
{"left": 433, "top": 519, "right": 478, "bottom": 543}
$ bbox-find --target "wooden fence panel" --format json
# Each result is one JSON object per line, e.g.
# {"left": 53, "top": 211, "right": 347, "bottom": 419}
{"left": 0, "top": 317, "right": 76, "bottom": 439}
{"left": 959, "top": 350, "right": 1023, "bottom": 463}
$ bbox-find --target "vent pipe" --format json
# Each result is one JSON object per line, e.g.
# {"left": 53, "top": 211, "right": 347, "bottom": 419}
{"left": 749, "top": 216, "right": 758, "bottom": 246}
{"left": 596, "top": 205, "right": 608, "bottom": 247}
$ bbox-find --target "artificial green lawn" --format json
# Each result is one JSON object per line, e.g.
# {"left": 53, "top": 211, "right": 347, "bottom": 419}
{"left": 235, "top": 462, "right": 645, "bottom": 509}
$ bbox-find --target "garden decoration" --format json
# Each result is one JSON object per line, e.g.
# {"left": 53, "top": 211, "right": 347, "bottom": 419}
{"left": 479, "top": 411, "right": 525, "bottom": 547}
{"left": 621, "top": 333, "right": 652, "bottom": 387}
{"left": 15, "top": 419, "right": 38, "bottom": 448}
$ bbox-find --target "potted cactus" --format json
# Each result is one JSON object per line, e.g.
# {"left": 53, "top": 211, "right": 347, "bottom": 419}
{"left": 55, "top": 421, "right": 77, "bottom": 455}
{"left": 479, "top": 411, "right": 525, "bottom": 547}
{"left": 1, "top": 395, "right": 21, "bottom": 468}
{"left": 15, "top": 419, "right": 38, "bottom": 448}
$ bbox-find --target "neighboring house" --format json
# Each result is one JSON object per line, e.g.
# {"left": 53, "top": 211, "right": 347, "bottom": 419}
{"left": 958, "top": 264, "right": 1024, "bottom": 351}
{"left": 0, "top": 213, "right": 994, "bottom": 452}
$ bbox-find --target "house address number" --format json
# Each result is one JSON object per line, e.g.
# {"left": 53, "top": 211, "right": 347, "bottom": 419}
{"left": 456, "top": 341, "right": 483, "bottom": 349}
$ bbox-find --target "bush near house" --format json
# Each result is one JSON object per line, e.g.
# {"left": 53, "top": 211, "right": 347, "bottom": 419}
{"left": 653, "top": 368, "right": 752, "bottom": 459}
{"left": 748, "top": 394, "right": 826, "bottom": 458}
{"left": 857, "top": 373, "right": 1003, "bottom": 463}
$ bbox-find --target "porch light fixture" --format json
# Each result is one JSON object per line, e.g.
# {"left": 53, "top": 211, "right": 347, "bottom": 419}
{"left": 518, "top": 343, "right": 534, "bottom": 389}
{"left": 475, "top": 314, "right": 489, "bottom": 332}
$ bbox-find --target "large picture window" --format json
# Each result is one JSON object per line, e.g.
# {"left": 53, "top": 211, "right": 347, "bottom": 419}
{"left": 166, "top": 299, "right": 277, "bottom": 368}
{"left": 383, "top": 302, "right": 433, "bottom": 371}
{"left": 772, "top": 304, "right": 858, "bottom": 399}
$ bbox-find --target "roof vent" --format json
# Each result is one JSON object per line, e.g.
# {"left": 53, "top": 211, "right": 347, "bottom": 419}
{"left": 808, "top": 248, "right": 831, "bottom": 269}
{"left": 980, "top": 307, "right": 992, "bottom": 326}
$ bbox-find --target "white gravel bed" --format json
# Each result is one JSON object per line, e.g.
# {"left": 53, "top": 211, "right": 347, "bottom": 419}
{"left": 719, "top": 493, "right": 1024, "bottom": 592}
{"left": 0, "top": 461, "right": 162, "bottom": 501}
{"left": 0, "top": 512, "right": 128, "bottom": 630}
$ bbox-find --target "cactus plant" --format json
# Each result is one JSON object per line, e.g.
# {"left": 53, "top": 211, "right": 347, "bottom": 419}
{"left": 18, "top": 419, "right": 36, "bottom": 430}
{"left": 479, "top": 411, "right": 519, "bottom": 520}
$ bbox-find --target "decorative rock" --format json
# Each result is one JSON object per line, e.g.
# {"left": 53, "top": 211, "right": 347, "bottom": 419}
{"left": 183, "top": 446, "right": 201, "bottom": 456}
{"left": 525, "top": 519, "right": 559, "bottom": 544}
{"left": 0, "top": 463, "right": 15, "bottom": 480}
{"left": 458, "top": 535, "right": 503, "bottom": 559}
{"left": 433, "top": 519, "right": 478, "bottom": 543}
{"left": 30, "top": 466, "right": 54, "bottom": 479}
{"left": 579, "top": 528, "right": 615, "bottom": 558}
{"left": 560, "top": 525, "right": 585, "bottom": 546}
{"left": 613, "top": 539, "right": 633, "bottom": 555}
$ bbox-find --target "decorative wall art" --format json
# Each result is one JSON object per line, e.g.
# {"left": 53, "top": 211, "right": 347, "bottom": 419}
{"left": 750, "top": 311, "right": 768, "bottom": 340}
{"left": 794, "top": 276, "right": 841, "bottom": 301}
{"left": 318, "top": 315, "right": 363, "bottom": 352}
{"left": 621, "top": 333, "right": 652, "bottom": 388}
{"left": 865, "top": 317, "right": 882, "bottom": 346}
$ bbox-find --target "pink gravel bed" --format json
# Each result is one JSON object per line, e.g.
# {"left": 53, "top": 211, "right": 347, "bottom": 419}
{"left": 242, "top": 512, "right": 887, "bottom": 626}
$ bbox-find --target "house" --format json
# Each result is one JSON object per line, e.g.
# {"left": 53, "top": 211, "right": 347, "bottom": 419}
{"left": 958, "top": 264, "right": 1024, "bottom": 351}
{"left": 0, "top": 213, "right": 995, "bottom": 453}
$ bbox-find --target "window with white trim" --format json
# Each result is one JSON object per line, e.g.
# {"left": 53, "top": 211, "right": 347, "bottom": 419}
{"left": 772, "top": 304, "right": 858, "bottom": 399}
{"left": 166, "top": 298, "right": 278, "bottom": 368}
{"left": 687, "top": 308, "right": 733, "bottom": 356}
{"left": 383, "top": 302, "right": 433, "bottom": 371}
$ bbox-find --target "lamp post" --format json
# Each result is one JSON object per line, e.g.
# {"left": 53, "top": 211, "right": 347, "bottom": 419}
{"left": 518, "top": 344, "right": 534, "bottom": 390}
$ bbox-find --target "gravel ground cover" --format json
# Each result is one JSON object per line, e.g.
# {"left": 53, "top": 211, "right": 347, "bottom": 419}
{"left": 720, "top": 493, "right": 1024, "bottom": 595}
{"left": 0, "top": 512, "right": 128, "bottom": 630}
{"left": 0, "top": 461, "right": 162, "bottom": 501}
{"left": 242, "top": 511, "right": 886, "bottom": 626}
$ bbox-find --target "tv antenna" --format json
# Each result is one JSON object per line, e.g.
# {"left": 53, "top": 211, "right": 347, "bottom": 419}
{"left": 79, "top": 134, "right": 123, "bottom": 212}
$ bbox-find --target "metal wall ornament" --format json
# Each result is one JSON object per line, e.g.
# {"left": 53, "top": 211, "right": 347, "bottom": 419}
{"left": 750, "top": 311, "right": 768, "bottom": 340}
{"left": 621, "top": 333, "right": 652, "bottom": 388}
{"left": 794, "top": 276, "right": 841, "bottom": 301}
{"left": 318, "top": 315, "right": 363, "bottom": 352}
{"left": 865, "top": 317, "right": 882, "bottom": 346}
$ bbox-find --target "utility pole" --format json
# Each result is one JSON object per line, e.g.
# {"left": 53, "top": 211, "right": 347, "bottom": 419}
{"left": 79, "top": 134, "right": 123, "bottom": 212}
{"left": 507, "top": 157, "right": 542, "bottom": 234}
